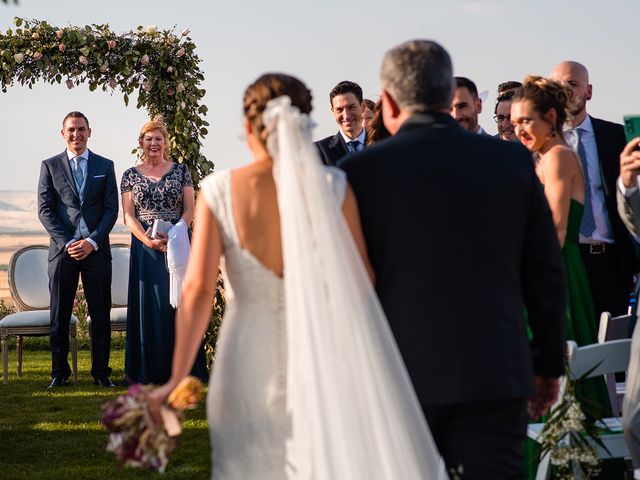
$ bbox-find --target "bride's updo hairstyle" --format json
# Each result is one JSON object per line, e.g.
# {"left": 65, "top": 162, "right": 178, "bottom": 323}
{"left": 243, "top": 73, "right": 313, "bottom": 145}
{"left": 512, "top": 75, "right": 574, "bottom": 134}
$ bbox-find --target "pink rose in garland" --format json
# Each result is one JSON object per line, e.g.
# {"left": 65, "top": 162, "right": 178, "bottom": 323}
{"left": 58, "top": 43, "right": 66, "bottom": 52}
{"left": 140, "top": 54, "right": 150, "bottom": 66}
{"left": 106, "top": 39, "right": 116, "bottom": 50}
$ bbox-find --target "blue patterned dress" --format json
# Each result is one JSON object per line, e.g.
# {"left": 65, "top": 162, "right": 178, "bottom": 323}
{"left": 120, "top": 163, "right": 208, "bottom": 384}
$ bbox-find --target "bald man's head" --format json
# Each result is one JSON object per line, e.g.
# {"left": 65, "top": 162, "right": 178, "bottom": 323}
{"left": 550, "top": 61, "right": 592, "bottom": 125}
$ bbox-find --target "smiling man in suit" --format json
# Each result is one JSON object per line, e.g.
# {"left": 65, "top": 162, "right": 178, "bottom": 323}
{"left": 315, "top": 80, "right": 367, "bottom": 165}
{"left": 38, "top": 111, "right": 119, "bottom": 389}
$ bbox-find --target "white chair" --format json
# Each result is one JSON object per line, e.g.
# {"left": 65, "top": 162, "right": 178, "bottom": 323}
{"left": 87, "top": 243, "right": 130, "bottom": 347}
{"left": 528, "top": 339, "right": 632, "bottom": 480}
{"left": 0, "top": 245, "right": 77, "bottom": 384}
{"left": 598, "top": 312, "right": 634, "bottom": 416}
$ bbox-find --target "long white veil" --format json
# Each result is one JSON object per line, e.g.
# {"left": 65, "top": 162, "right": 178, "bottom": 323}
{"left": 264, "top": 96, "right": 448, "bottom": 479}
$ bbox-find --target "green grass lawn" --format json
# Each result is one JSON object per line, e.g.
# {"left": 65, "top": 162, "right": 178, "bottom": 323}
{"left": 0, "top": 345, "right": 211, "bottom": 480}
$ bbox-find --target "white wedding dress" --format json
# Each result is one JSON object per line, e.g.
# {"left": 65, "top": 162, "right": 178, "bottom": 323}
{"left": 199, "top": 97, "right": 447, "bottom": 480}
{"left": 200, "top": 168, "right": 347, "bottom": 478}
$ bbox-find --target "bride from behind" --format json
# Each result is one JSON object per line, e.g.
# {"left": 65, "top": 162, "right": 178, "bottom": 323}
{"left": 149, "top": 73, "right": 447, "bottom": 479}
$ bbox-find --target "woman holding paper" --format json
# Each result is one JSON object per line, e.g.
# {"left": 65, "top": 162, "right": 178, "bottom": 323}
{"left": 121, "top": 118, "right": 208, "bottom": 385}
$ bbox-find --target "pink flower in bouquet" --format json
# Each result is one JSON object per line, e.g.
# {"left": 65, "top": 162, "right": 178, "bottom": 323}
{"left": 167, "top": 87, "right": 175, "bottom": 96}
{"left": 33, "top": 52, "right": 42, "bottom": 61}
{"left": 106, "top": 39, "right": 116, "bottom": 50}
{"left": 58, "top": 43, "right": 66, "bottom": 52}
{"left": 176, "top": 47, "right": 185, "bottom": 58}
{"left": 79, "top": 55, "right": 88, "bottom": 65}
{"left": 166, "top": 66, "right": 173, "bottom": 74}
{"left": 100, "top": 64, "right": 109, "bottom": 73}
{"left": 108, "top": 78, "right": 117, "bottom": 89}
{"left": 140, "top": 54, "right": 150, "bottom": 66}
{"left": 55, "top": 30, "right": 64, "bottom": 39}
{"left": 66, "top": 79, "right": 74, "bottom": 89}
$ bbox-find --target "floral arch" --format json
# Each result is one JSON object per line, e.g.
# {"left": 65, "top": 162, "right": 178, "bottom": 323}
{"left": 0, "top": 17, "right": 213, "bottom": 184}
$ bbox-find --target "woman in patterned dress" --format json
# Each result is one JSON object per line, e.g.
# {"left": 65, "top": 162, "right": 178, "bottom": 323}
{"left": 120, "top": 119, "right": 208, "bottom": 385}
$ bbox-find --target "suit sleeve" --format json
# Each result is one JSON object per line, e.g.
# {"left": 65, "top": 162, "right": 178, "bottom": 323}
{"left": 314, "top": 140, "right": 330, "bottom": 166}
{"left": 617, "top": 187, "right": 640, "bottom": 240}
{"left": 88, "top": 161, "right": 119, "bottom": 246}
{"left": 37, "top": 161, "right": 73, "bottom": 248}
{"left": 522, "top": 165, "right": 567, "bottom": 378}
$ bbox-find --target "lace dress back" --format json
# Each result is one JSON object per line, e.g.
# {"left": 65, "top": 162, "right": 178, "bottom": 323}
{"left": 199, "top": 167, "right": 346, "bottom": 479}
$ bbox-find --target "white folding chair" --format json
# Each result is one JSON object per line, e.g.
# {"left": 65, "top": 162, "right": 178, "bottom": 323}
{"left": 87, "top": 243, "right": 129, "bottom": 348}
{"left": 0, "top": 245, "right": 77, "bottom": 384}
{"left": 528, "top": 339, "right": 632, "bottom": 480}
{"left": 598, "top": 312, "right": 634, "bottom": 416}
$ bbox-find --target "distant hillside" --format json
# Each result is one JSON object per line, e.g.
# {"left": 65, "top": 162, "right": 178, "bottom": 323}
{"left": 0, "top": 191, "right": 127, "bottom": 234}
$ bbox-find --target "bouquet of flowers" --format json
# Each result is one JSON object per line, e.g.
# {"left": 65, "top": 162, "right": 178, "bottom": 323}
{"left": 101, "top": 376, "right": 203, "bottom": 473}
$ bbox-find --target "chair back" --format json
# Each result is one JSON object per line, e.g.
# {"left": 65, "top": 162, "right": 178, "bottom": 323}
{"left": 567, "top": 339, "right": 631, "bottom": 380}
{"left": 8, "top": 245, "right": 50, "bottom": 311}
{"left": 598, "top": 312, "right": 634, "bottom": 343}
{"left": 110, "top": 243, "right": 130, "bottom": 307}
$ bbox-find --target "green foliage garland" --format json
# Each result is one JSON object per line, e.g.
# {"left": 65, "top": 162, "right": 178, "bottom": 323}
{"left": 0, "top": 17, "right": 213, "bottom": 183}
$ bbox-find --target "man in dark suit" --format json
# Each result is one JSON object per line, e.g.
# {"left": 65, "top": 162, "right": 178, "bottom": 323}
{"left": 341, "top": 40, "right": 566, "bottom": 478}
{"left": 551, "top": 61, "right": 637, "bottom": 318}
{"left": 38, "top": 111, "right": 119, "bottom": 388}
{"left": 314, "top": 80, "right": 367, "bottom": 165}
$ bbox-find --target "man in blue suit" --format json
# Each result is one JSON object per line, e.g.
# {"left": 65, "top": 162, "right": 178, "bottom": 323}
{"left": 38, "top": 111, "right": 119, "bottom": 388}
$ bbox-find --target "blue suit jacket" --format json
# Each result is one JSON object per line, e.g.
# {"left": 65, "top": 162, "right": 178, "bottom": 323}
{"left": 37, "top": 150, "right": 118, "bottom": 261}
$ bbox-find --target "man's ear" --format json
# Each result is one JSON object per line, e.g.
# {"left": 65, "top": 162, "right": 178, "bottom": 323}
{"left": 586, "top": 83, "right": 593, "bottom": 101}
{"left": 381, "top": 90, "right": 400, "bottom": 118}
{"left": 476, "top": 97, "right": 483, "bottom": 114}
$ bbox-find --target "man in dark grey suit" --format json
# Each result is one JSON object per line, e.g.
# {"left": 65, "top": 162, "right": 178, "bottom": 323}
{"left": 314, "top": 80, "right": 367, "bottom": 165}
{"left": 38, "top": 111, "right": 118, "bottom": 388}
{"left": 341, "top": 40, "right": 566, "bottom": 478}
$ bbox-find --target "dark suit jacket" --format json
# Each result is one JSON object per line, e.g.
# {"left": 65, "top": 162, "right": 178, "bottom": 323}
{"left": 341, "top": 112, "right": 566, "bottom": 406}
{"left": 37, "top": 150, "right": 119, "bottom": 261}
{"left": 591, "top": 116, "right": 637, "bottom": 281}
{"left": 315, "top": 131, "right": 367, "bottom": 166}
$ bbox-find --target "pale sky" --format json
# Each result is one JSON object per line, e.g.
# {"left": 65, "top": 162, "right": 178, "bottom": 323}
{"left": 1, "top": 0, "right": 638, "bottom": 191}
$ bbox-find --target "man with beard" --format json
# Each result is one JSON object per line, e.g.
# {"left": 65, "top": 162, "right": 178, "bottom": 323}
{"left": 551, "top": 61, "right": 637, "bottom": 318}
{"left": 450, "top": 76, "right": 490, "bottom": 136}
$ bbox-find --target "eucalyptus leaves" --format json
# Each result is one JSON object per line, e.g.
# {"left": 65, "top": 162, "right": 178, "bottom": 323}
{"left": 0, "top": 18, "right": 213, "bottom": 184}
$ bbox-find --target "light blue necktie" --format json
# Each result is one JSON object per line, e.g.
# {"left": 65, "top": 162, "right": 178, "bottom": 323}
{"left": 73, "top": 157, "right": 84, "bottom": 188}
{"left": 348, "top": 140, "right": 362, "bottom": 154}
{"left": 576, "top": 128, "right": 596, "bottom": 236}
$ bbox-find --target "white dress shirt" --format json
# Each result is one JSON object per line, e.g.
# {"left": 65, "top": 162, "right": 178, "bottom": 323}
{"left": 566, "top": 116, "right": 614, "bottom": 244}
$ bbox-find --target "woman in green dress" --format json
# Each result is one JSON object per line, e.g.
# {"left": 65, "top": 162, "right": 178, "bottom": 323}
{"left": 511, "top": 76, "right": 613, "bottom": 477}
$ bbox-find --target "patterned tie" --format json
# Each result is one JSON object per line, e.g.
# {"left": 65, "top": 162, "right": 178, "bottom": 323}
{"left": 349, "top": 140, "right": 361, "bottom": 154}
{"left": 576, "top": 128, "right": 596, "bottom": 236}
{"left": 73, "top": 157, "right": 84, "bottom": 187}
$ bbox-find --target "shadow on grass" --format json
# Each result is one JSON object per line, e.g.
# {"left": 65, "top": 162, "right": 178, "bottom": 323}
{"left": 0, "top": 348, "right": 211, "bottom": 480}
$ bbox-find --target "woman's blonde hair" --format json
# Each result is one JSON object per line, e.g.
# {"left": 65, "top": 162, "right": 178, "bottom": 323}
{"left": 513, "top": 75, "right": 574, "bottom": 133}
{"left": 138, "top": 118, "right": 171, "bottom": 162}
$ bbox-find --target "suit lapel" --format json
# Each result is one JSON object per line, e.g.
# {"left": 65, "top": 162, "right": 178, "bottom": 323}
{"left": 57, "top": 151, "right": 80, "bottom": 198}
{"left": 330, "top": 132, "right": 348, "bottom": 158}
{"left": 82, "top": 151, "right": 97, "bottom": 202}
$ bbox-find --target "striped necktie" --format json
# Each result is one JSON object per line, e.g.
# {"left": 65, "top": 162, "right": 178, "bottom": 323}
{"left": 576, "top": 128, "right": 596, "bottom": 236}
